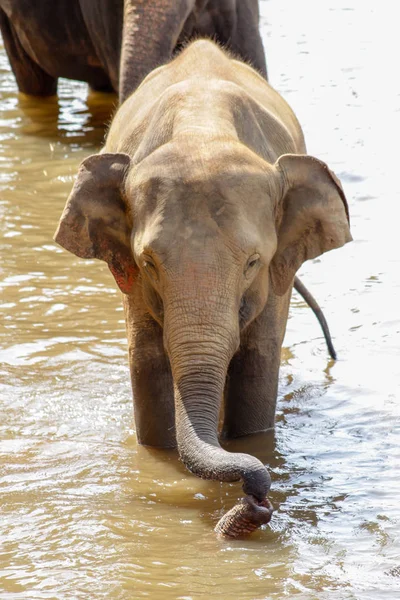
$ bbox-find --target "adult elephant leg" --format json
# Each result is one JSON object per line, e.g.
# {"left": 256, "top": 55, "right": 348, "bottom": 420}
{"left": 0, "top": 9, "right": 57, "bottom": 96}
{"left": 119, "top": 0, "right": 194, "bottom": 102}
{"left": 123, "top": 294, "right": 176, "bottom": 448}
{"left": 230, "top": 0, "right": 267, "bottom": 79}
{"left": 80, "top": 0, "right": 124, "bottom": 93}
{"left": 222, "top": 288, "right": 292, "bottom": 439}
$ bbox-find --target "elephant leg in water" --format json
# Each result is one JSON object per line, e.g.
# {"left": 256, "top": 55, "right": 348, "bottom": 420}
{"left": 222, "top": 277, "right": 336, "bottom": 441}
{"left": 0, "top": 9, "right": 57, "bottom": 96}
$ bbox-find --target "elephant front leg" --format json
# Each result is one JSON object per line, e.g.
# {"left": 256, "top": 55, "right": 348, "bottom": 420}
{"left": 222, "top": 291, "right": 291, "bottom": 439}
{"left": 124, "top": 296, "right": 176, "bottom": 448}
{"left": 0, "top": 10, "right": 58, "bottom": 96}
{"left": 230, "top": 0, "right": 268, "bottom": 79}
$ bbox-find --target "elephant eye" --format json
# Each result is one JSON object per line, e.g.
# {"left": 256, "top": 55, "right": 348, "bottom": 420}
{"left": 143, "top": 256, "right": 158, "bottom": 280}
{"left": 245, "top": 254, "right": 260, "bottom": 276}
{"left": 143, "top": 258, "right": 156, "bottom": 270}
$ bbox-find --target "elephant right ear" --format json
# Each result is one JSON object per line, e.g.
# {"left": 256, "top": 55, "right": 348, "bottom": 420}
{"left": 269, "top": 154, "right": 352, "bottom": 296}
{"left": 54, "top": 152, "right": 137, "bottom": 294}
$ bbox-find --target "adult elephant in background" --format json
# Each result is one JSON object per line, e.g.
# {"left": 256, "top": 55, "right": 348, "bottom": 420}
{"left": 0, "top": 0, "right": 267, "bottom": 101}
{"left": 54, "top": 40, "right": 351, "bottom": 537}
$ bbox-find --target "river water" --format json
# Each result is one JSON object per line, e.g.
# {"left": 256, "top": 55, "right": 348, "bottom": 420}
{"left": 0, "top": 1, "right": 399, "bottom": 598}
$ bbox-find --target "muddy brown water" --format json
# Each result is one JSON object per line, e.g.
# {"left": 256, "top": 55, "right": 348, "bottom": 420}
{"left": 1, "top": 2, "right": 399, "bottom": 598}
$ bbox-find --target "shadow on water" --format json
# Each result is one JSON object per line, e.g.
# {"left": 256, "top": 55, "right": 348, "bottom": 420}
{"left": 16, "top": 90, "right": 116, "bottom": 145}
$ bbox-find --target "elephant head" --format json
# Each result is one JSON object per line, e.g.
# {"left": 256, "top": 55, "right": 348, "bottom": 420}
{"left": 54, "top": 145, "right": 351, "bottom": 536}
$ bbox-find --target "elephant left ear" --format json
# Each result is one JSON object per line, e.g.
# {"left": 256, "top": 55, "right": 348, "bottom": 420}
{"left": 270, "top": 154, "right": 352, "bottom": 296}
{"left": 54, "top": 152, "right": 137, "bottom": 294}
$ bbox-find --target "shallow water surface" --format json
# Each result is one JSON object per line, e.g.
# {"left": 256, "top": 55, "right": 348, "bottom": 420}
{"left": 1, "top": 1, "right": 399, "bottom": 598}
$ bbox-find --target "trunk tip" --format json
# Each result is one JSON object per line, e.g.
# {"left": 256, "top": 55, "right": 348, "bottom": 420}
{"left": 214, "top": 495, "right": 274, "bottom": 539}
{"left": 242, "top": 468, "right": 271, "bottom": 501}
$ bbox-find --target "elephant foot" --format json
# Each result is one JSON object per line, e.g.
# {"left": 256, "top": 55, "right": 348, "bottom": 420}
{"left": 214, "top": 495, "right": 273, "bottom": 538}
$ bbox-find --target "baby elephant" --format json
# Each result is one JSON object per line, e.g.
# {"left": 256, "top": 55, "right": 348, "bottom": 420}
{"left": 55, "top": 40, "right": 351, "bottom": 537}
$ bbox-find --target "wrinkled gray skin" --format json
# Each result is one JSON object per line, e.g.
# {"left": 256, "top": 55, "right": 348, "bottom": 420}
{"left": 0, "top": 0, "right": 266, "bottom": 101}
{"left": 54, "top": 40, "right": 352, "bottom": 534}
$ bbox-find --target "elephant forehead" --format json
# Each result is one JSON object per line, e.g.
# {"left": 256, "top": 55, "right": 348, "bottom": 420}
{"left": 129, "top": 137, "right": 274, "bottom": 189}
{"left": 130, "top": 162, "right": 276, "bottom": 219}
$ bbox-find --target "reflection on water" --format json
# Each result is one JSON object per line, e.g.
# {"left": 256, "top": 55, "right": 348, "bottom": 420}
{"left": 1, "top": 1, "right": 399, "bottom": 598}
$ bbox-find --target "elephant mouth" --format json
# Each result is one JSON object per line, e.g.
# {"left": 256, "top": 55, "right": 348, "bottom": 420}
{"left": 214, "top": 494, "right": 274, "bottom": 538}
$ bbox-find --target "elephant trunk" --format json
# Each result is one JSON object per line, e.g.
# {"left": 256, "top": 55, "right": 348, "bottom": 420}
{"left": 120, "top": 0, "right": 193, "bottom": 102}
{"left": 165, "top": 299, "right": 272, "bottom": 535}
{"left": 173, "top": 365, "right": 271, "bottom": 501}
